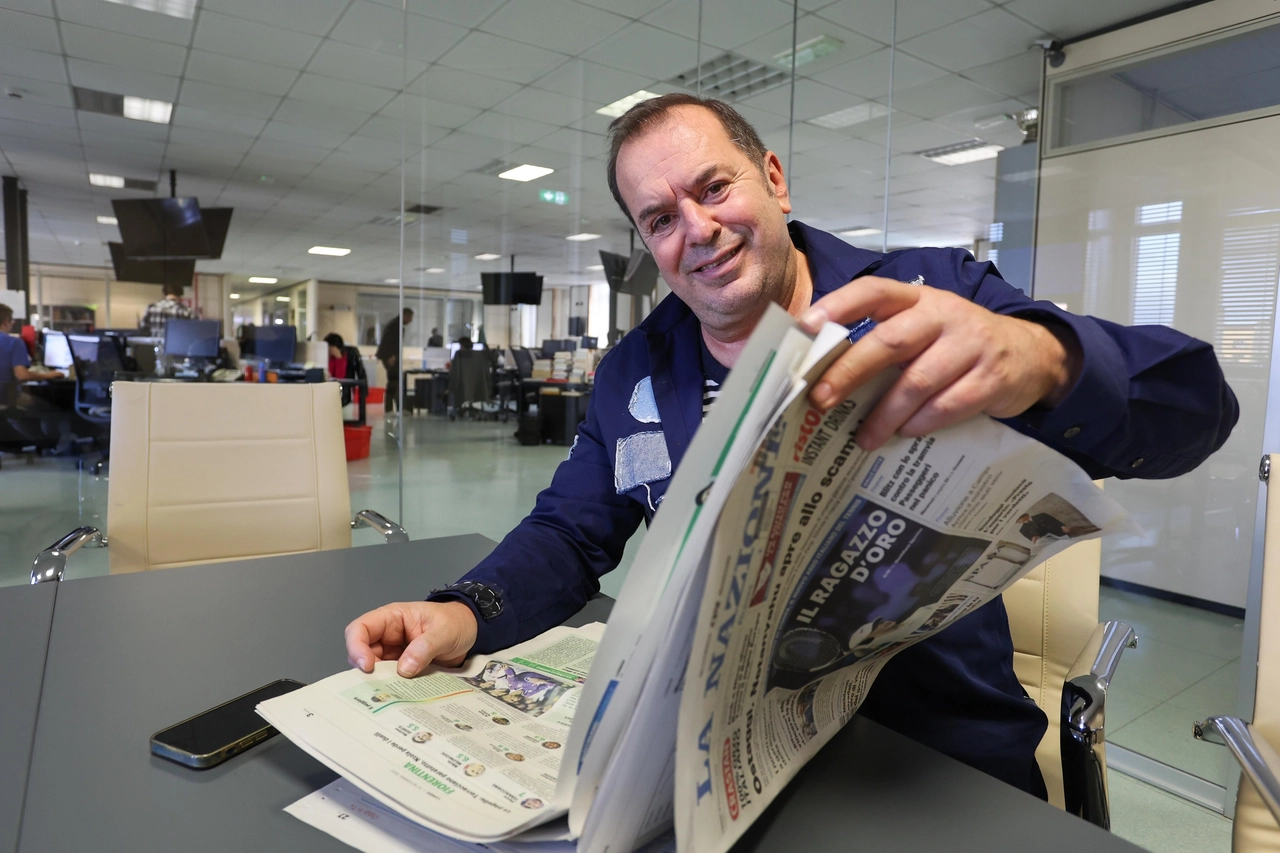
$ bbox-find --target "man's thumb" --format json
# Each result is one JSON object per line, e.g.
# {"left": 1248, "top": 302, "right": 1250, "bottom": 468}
{"left": 397, "top": 634, "right": 434, "bottom": 677}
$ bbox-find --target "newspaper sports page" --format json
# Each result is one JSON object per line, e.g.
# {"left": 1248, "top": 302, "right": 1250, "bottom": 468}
{"left": 257, "top": 624, "right": 604, "bottom": 843}
{"left": 673, "top": 331, "right": 1128, "bottom": 853}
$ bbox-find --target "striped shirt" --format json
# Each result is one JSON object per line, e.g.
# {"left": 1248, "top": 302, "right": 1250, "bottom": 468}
{"left": 702, "top": 378, "right": 721, "bottom": 419}
{"left": 699, "top": 333, "right": 729, "bottom": 420}
{"left": 142, "top": 297, "right": 195, "bottom": 338}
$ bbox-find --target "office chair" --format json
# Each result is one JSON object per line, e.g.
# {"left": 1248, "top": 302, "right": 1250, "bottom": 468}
{"left": 1003, "top": 501, "right": 1136, "bottom": 829}
{"left": 1195, "top": 453, "right": 1280, "bottom": 850}
{"left": 448, "top": 348, "right": 495, "bottom": 420}
{"left": 67, "top": 333, "right": 124, "bottom": 475}
{"left": 0, "top": 381, "right": 59, "bottom": 468}
{"left": 29, "top": 382, "right": 408, "bottom": 580}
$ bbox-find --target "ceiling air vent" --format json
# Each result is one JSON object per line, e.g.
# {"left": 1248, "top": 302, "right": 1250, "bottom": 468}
{"left": 123, "top": 178, "right": 158, "bottom": 191}
{"left": 405, "top": 204, "right": 440, "bottom": 215}
{"left": 474, "top": 159, "right": 519, "bottom": 177}
{"left": 73, "top": 86, "right": 125, "bottom": 117}
{"left": 667, "top": 52, "right": 789, "bottom": 101}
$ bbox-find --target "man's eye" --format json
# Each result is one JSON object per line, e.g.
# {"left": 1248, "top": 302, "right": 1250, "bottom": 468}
{"left": 706, "top": 182, "right": 727, "bottom": 197}
{"left": 650, "top": 214, "right": 673, "bottom": 233}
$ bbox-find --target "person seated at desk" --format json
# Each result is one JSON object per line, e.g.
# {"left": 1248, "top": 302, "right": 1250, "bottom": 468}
{"left": 427, "top": 327, "right": 444, "bottom": 347}
{"left": 345, "top": 94, "right": 1239, "bottom": 799}
{"left": 0, "top": 306, "right": 63, "bottom": 383}
{"left": 326, "top": 333, "right": 350, "bottom": 380}
{"left": 141, "top": 282, "right": 195, "bottom": 339}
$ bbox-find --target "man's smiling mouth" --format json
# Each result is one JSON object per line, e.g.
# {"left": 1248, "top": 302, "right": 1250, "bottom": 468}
{"left": 693, "top": 243, "right": 743, "bottom": 274}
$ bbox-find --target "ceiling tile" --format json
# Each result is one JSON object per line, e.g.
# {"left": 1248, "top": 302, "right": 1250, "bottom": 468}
{"left": 529, "top": 58, "right": 652, "bottom": 109}
{"left": 184, "top": 50, "right": 300, "bottom": 97}
{"left": 574, "top": 0, "right": 667, "bottom": 18}
{"left": 437, "top": 31, "right": 568, "bottom": 85}
{"left": 59, "top": 21, "right": 187, "bottom": 76}
{"left": 180, "top": 80, "right": 283, "bottom": 120}
{"left": 811, "top": 47, "right": 947, "bottom": 100}
{"left": 193, "top": 11, "right": 322, "bottom": 69}
{"left": 815, "top": 0, "right": 992, "bottom": 45}
{"left": 290, "top": 73, "right": 397, "bottom": 112}
{"left": 201, "top": 0, "right": 348, "bottom": 36}
{"left": 897, "top": 10, "right": 1046, "bottom": 74}
{"left": 494, "top": 87, "right": 596, "bottom": 127}
{"left": 958, "top": 49, "right": 1043, "bottom": 100}
{"left": 259, "top": 120, "right": 350, "bottom": 150}
{"left": 460, "top": 111, "right": 560, "bottom": 146}
{"left": 0, "top": 73, "right": 71, "bottom": 108}
{"left": 170, "top": 106, "right": 267, "bottom": 138}
{"left": 482, "top": 0, "right": 630, "bottom": 53}
{"left": 273, "top": 97, "right": 372, "bottom": 133}
{"left": 735, "top": 13, "right": 881, "bottom": 73}
{"left": 0, "top": 46, "right": 65, "bottom": 84}
{"left": 378, "top": 94, "right": 483, "bottom": 129}
{"left": 66, "top": 58, "right": 180, "bottom": 101}
{"left": 1001, "top": 0, "right": 1173, "bottom": 40}
{"left": 0, "top": 9, "right": 61, "bottom": 52}
{"left": 393, "top": 0, "right": 506, "bottom": 28}
{"left": 890, "top": 75, "right": 1006, "bottom": 119}
{"left": 642, "top": 0, "right": 795, "bottom": 52}
{"left": 306, "top": 40, "right": 427, "bottom": 90}
{"left": 54, "top": 0, "right": 193, "bottom": 43}
{"left": 580, "top": 22, "right": 697, "bottom": 79}
{"left": 407, "top": 66, "right": 521, "bottom": 110}
{"left": 0, "top": 99, "right": 75, "bottom": 127}
{"left": 1, "top": 0, "right": 52, "bottom": 14}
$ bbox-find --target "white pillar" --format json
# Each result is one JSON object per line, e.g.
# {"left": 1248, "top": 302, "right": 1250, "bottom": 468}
{"left": 305, "top": 277, "right": 319, "bottom": 340}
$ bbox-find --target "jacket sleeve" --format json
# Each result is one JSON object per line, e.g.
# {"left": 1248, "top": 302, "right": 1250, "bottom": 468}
{"left": 432, "top": 369, "right": 645, "bottom": 653}
{"left": 945, "top": 250, "right": 1239, "bottom": 480}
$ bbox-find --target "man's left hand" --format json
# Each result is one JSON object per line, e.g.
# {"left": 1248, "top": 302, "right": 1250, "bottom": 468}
{"left": 799, "top": 276, "right": 1082, "bottom": 451}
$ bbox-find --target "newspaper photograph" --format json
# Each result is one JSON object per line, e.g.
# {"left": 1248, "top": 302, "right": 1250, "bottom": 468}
{"left": 257, "top": 623, "right": 604, "bottom": 843}
{"left": 674, "top": 331, "right": 1129, "bottom": 853}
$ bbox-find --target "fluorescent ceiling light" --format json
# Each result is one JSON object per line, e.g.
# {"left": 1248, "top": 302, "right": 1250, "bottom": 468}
{"left": 96, "top": 215, "right": 117, "bottom": 225}
{"left": 89, "top": 173, "right": 124, "bottom": 188}
{"left": 566, "top": 233, "right": 601, "bottom": 242}
{"left": 917, "top": 139, "right": 1005, "bottom": 166}
{"left": 774, "top": 35, "right": 843, "bottom": 69}
{"left": 248, "top": 276, "right": 277, "bottom": 284}
{"left": 474, "top": 253, "right": 501, "bottom": 261}
{"left": 586, "top": 264, "right": 604, "bottom": 271}
{"left": 384, "top": 278, "right": 400, "bottom": 284}
{"left": 229, "top": 293, "right": 240, "bottom": 299}
{"left": 497, "top": 164, "right": 553, "bottom": 182}
{"left": 424, "top": 267, "right": 445, "bottom": 274}
{"left": 276, "top": 296, "right": 291, "bottom": 302}
{"left": 808, "top": 103, "right": 888, "bottom": 129}
{"left": 273, "top": 318, "right": 284, "bottom": 325}
{"left": 102, "top": 0, "right": 197, "bottom": 19}
{"left": 596, "top": 89, "right": 661, "bottom": 119}
{"left": 840, "top": 227, "right": 881, "bottom": 237}
{"left": 122, "top": 95, "right": 172, "bottom": 124}
{"left": 309, "top": 246, "right": 351, "bottom": 256}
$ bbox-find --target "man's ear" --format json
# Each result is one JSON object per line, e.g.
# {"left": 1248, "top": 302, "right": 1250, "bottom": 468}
{"left": 763, "top": 150, "right": 791, "bottom": 215}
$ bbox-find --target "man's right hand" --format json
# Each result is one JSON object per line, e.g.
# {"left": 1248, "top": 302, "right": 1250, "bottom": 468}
{"left": 344, "top": 600, "right": 478, "bottom": 677}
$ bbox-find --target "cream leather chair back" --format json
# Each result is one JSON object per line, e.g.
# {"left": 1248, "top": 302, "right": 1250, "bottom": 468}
{"left": 1233, "top": 454, "right": 1280, "bottom": 851}
{"left": 107, "top": 382, "right": 352, "bottom": 573}
{"left": 1004, "top": 536, "right": 1104, "bottom": 808}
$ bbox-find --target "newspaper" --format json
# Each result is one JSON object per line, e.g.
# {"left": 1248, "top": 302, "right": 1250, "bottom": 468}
{"left": 258, "top": 623, "right": 605, "bottom": 843}
{"left": 264, "top": 304, "right": 1127, "bottom": 853}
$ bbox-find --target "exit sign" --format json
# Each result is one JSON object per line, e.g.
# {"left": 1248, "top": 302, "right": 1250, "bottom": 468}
{"left": 539, "top": 189, "right": 569, "bottom": 205}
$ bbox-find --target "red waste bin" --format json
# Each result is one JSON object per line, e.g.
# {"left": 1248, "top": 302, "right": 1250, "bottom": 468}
{"left": 344, "top": 424, "right": 372, "bottom": 461}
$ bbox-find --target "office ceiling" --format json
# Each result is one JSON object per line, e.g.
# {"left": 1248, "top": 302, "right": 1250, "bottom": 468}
{"left": 0, "top": 0, "right": 1180, "bottom": 295}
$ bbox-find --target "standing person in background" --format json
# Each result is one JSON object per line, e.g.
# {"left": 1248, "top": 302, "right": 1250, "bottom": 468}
{"left": 141, "top": 282, "right": 195, "bottom": 339}
{"left": 375, "top": 308, "right": 413, "bottom": 422}
{"left": 427, "top": 327, "right": 444, "bottom": 347}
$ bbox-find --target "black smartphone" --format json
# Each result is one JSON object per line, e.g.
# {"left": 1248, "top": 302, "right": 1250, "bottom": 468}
{"left": 150, "top": 678, "right": 305, "bottom": 769}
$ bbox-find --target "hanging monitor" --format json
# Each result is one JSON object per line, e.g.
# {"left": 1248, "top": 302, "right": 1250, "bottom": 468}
{"left": 481, "top": 272, "right": 543, "bottom": 305}
{"left": 113, "top": 198, "right": 211, "bottom": 260}
{"left": 164, "top": 318, "right": 221, "bottom": 358}
{"left": 599, "top": 249, "right": 658, "bottom": 299}
{"left": 109, "top": 242, "right": 195, "bottom": 288}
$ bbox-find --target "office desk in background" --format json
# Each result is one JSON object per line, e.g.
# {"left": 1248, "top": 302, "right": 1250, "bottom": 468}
{"left": 7, "top": 536, "right": 1141, "bottom": 853}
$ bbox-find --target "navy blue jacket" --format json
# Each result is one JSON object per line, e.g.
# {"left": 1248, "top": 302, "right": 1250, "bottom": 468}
{"left": 436, "top": 222, "right": 1238, "bottom": 794}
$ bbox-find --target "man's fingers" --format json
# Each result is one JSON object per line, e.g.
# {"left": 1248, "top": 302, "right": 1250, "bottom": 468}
{"left": 809, "top": 307, "right": 940, "bottom": 411}
{"left": 799, "top": 276, "right": 921, "bottom": 333}
{"left": 896, "top": 375, "right": 995, "bottom": 440}
{"left": 855, "top": 348, "right": 978, "bottom": 450}
{"left": 397, "top": 633, "right": 437, "bottom": 677}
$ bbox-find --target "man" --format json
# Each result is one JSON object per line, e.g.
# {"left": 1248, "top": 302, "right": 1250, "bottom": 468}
{"left": 141, "top": 282, "right": 195, "bottom": 338}
{"left": 427, "top": 327, "right": 444, "bottom": 347}
{"left": 1018, "top": 511, "right": 1075, "bottom": 544}
{"left": 346, "top": 95, "right": 1237, "bottom": 796}
{"left": 376, "top": 308, "right": 413, "bottom": 414}
{"left": 0, "top": 305, "right": 63, "bottom": 384}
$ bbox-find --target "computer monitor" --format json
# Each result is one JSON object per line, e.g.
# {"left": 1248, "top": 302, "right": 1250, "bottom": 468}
{"left": 42, "top": 330, "right": 74, "bottom": 370}
{"left": 67, "top": 334, "right": 100, "bottom": 364}
{"left": 424, "top": 347, "right": 449, "bottom": 370}
{"left": 242, "top": 324, "right": 297, "bottom": 365}
{"left": 164, "top": 319, "right": 221, "bottom": 358}
{"left": 447, "top": 342, "right": 486, "bottom": 360}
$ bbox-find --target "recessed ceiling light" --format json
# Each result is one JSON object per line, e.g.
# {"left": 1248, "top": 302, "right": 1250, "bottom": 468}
{"left": 384, "top": 278, "right": 400, "bottom": 284}
{"left": 596, "top": 90, "right": 661, "bottom": 118}
{"left": 229, "top": 293, "right": 241, "bottom": 299}
{"left": 774, "top": 35, "right": 843, "bottom": 69}
{"left": 122, "top": 95, "right": 172, "bottom": 124}
{"left": 808, "top": 103, "right": 889, "bottom": 130}
{"left": 102, "top": 0, "right": 197, "bottom": 20}
{"left": 89, "top": 173, "right": 124, "bottom": 188}
{"left": 917, "top": 139, "right": 1005, "bottom": 166}
{"left": 474, "top": 253, "right": 501, "bottom": 261}
{"left": 309, "top": 246, "right": 351, "bottom": 256}
{"left": 840, "top": 227, "right": 881, "bottom": 237}
{"left": 276, "top": 296, "right": 291, "bottom": 302}
{"left": 248, "top": 276, "right": 278, "bottom": 284}
{"left": 585, "top": 264, "right": 604, "bottom": 271}
{"left": 497, "top": 164, "right": 554, "bottom": 182}
{"left": 273, "top": 318, "right": 284, "bottom": 325}
{"left": 424, "top": 268, "right": 445, "bottom": 273}
{"left": 566, "top": 233, "right": 601, "bottom": 242}
{"left": 96, "top": 215, "right": 117, "bottom": 225}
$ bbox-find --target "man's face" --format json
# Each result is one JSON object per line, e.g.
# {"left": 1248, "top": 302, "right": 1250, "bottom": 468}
{"left": 403, "top": 312, "right": 413, "bottom": 326}
{"left": 614, "top": 105, "right": 795, "bottom": 335}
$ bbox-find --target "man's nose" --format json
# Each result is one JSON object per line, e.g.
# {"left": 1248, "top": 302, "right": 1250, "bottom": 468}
{"left": 681, "top": 200, "right": 719, "bottom": 244}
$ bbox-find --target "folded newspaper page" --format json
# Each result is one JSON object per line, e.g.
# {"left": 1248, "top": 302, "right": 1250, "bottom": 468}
{"left": 257, "top": 623, "right": 605, "bottom": 843}
{"left": 264, "top": 304, "right": 1128, "bottom": 853}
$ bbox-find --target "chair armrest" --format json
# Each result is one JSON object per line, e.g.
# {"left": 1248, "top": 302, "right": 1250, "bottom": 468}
{"left": 1196, "top": 716, "right": 1280, "bottom": 823}
{"left": 1060, "top": 619, "right": 1138, "bottom": 828}
{"left": 31, "top": 526, "right": 106, "bottom": 584}
{"left": 351, "top": 510, "right": 409, "bottom": 544}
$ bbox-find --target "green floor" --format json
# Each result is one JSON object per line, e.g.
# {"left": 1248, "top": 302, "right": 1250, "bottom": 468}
{"left": 0, "top": 412, "right": 1243, "bottom": 851}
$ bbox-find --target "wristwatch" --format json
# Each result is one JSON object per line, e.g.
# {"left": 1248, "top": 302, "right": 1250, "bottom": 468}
{"left": 430, "top": 581, "right": 504, "bottom": 621}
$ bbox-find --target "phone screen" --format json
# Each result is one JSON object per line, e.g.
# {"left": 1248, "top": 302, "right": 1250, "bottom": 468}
{"left": 153, "top": 679, "right": 304, "bottom": 758}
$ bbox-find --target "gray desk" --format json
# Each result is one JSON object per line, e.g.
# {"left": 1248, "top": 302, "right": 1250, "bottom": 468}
{"left": 0, "top": 583, "right": 56, "bottom": 853}
{"left": 15, "top": 535, "right": 1141, "bottom": 852}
